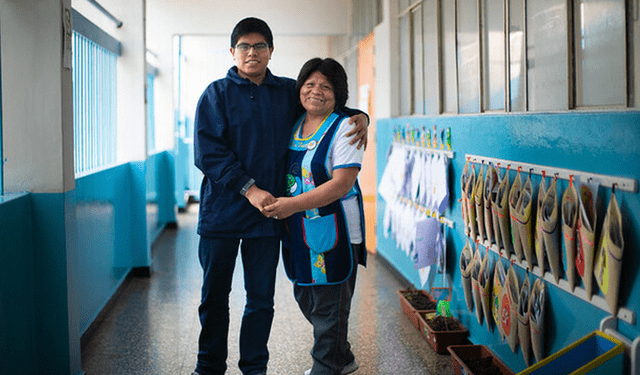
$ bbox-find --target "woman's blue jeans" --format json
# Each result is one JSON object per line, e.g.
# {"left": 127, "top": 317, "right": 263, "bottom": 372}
{"left": 195, "top": 236, "right": 280, "bottom": 375}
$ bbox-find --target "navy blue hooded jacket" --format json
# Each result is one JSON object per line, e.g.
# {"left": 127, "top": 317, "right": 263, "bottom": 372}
{"left": 194, "top": 67, "right": 297, "bottom": 238}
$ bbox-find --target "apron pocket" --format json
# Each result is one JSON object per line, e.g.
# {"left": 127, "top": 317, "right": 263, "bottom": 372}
{"left": 303, "top": 214, "right": 338, "bottom": 254}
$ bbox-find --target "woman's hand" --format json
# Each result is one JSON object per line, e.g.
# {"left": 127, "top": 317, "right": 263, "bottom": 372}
{"left": 263, "top": 197, "right": 298, "bottom": 220}
{"left": 346, "top": 113, "right": 369, "bottom": 150}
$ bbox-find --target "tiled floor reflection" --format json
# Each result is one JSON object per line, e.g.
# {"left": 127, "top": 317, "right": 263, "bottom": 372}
{"left": 81, "top": 204, "right": 455, "bottom": 375}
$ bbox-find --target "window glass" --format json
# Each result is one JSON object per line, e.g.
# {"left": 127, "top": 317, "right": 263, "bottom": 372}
{"left": 423, "top": 0, "right": 440, "bottom": 115}
{"left": 457, "top": 0, "right": 481, "bottom": 113}
{"left": 575, "top": 0, "right": 626, "bottom": 107}
{"left": 527, "top": 0, "right": 569, "bottom": 111}
{"left": 72, "top": 31, "right": 118, "bottom": 175}
{"left": 412, "top": 6, "right": 424, "bottom": 114}
{"left": 508, "top": 0, "right": 526, "bottom": 111}
{"left": 481, "top": 0, "right": 505, "bottom": 111}
{"left": 441, "top": 0, "right": 458, "bottom": 113}
{"left": 146, "top": 72, "right": 156, "bottom": 154}
{"left": 399, "top": 14, "right": 412, "bottom": 115}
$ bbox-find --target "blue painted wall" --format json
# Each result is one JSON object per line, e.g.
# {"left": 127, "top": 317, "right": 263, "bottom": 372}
{"left": 146, "top": 151, "right": 178, "bottom": 243}
{"left": 376, "top": 111, "right": 640, "bottom": 372}
{"left": 0, "top": 155, "right": 179, "bottom": 374}
{"left": 0, "top": 193, "right": 37, "bottom": 374}
{"left": 74, "top": 162, "right": 153, "bottom": 334}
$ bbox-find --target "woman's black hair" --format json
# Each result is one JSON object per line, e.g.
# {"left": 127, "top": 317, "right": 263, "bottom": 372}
{"left": 230, "top": 17, "right": 274, "bottom": 48}
{"left": 295, "top": 58, "right": 349, "bottom": 110}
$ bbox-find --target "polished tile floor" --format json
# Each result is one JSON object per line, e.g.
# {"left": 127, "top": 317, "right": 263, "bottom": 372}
{"left": 81, "top": 204, "right": 455, "bottom": 375}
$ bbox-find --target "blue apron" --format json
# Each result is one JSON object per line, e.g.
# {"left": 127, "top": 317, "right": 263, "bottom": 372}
{"left": 282, "top": 111, "right": 365, "bottom": 286}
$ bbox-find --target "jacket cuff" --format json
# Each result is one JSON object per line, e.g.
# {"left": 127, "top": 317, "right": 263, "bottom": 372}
{"left": 239, "top": 178, "right": 256, "bottom": 196}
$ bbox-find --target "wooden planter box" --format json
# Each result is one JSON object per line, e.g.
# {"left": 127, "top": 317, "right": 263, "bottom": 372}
{"left": 448, "top": 345, "right": 515, "bottom": 375}
{"left": 419, "top": 312, "right": 470, "bottom": 354}
{"left": 398, "top": 290, "right": 437, "bottom": 330}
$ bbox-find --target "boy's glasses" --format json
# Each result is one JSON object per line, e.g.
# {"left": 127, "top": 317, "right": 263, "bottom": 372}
{"left": 235, "top": 43, "right": 269, "bottom": 52}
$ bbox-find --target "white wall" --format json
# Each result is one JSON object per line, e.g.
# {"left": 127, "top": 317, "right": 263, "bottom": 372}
{"left": 146, "top": 0, "right": 349, "bottom": 151}
{"left": 1, "top": 0, "right": 75, "bottom": 193}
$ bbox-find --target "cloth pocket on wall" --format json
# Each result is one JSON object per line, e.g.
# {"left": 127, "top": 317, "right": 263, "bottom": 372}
{"left": 594, "top": 189, "right": 624, "bottom": 315}
{"left": 562, "top": 178, "right": 579, "bottom": 291}
{"left": 529, "top": 278, "right": 546, "bottom": 363}
{"left": 535, "top": 176, "right": 548, "bottom": 275}
{"left": 517, "top": 272, "right": 532, "bottom": 367}
{"left": 541, "top": 177, "right": 562, "bottom": 283}
{"left": 508, "top": 168, "right": 524, "bottom": 262}
{"left": 576, "top": 178, "right": 598, "bottom": 299}
{"left": 466, "top": 163, "right": 478, "bottom": 240}
{"left": 460, "top": 239, "right": 474, "bottom": 313}
{"left": 479, "top": 248, "right": 494, "bottom": 333}
{"left": 474, "top": 164, "right": 486, "bottom": 241}
{"left": 484, "top": 164, "right": 498, "bottom": 246}
{"left": 493, "top": 256, "right": 507, "bottom": 341}
{"left": 515, "top": 174, "right": 535, "bottom": 268}
{"left": 504, "top": 261, "right": 520, "bottom": 353}
{"left": 471, "top": 242, "right": 484, "bottom": 325}
{"left": 494, "top": 167, "right": 513, "bottom": 258}
{"left": 461, "top": 159, "right": 471, "bottom": 233}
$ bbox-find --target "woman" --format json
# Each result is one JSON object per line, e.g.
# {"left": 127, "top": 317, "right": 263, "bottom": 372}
{"left": 264, "top": 58, "right": 366, "bottom": 375}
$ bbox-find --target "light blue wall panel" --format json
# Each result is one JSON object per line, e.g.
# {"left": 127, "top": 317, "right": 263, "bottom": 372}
{"left": 146, "top": 151, "right": 177, "bottom": 244}
{"left": 75, "top": 162, "right": 150, "bottom": 334}
{"left": 377, "top": 111, "right": 640, "bottom": 372}
{"left": 0, "top": 193, "right": 37, "bottom": 374}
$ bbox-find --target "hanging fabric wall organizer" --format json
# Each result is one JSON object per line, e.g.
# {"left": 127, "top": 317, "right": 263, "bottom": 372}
{"left": 463, "top": 153, "right": 637, "bottom": 325}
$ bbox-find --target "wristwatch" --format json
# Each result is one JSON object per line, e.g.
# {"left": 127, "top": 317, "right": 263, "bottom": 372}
{"left": 240, "top": 178, "right": 255, "bottom": 196}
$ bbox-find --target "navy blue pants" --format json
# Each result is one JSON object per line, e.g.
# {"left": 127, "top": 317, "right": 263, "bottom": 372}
{"left": 293, "top": 244, "right": 361, "bottom": 375}
{"left": 195, "top": 236, "right": 280, "bottom": 375}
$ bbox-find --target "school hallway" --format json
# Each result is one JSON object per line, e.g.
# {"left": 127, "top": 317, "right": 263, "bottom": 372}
{"left": 80, "top": 203, "right": 455, "bottom": 375}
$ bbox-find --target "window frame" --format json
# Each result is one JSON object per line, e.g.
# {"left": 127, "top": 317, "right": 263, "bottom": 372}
{"left": 393, "top": 0, "right": 633, "bottom": 118}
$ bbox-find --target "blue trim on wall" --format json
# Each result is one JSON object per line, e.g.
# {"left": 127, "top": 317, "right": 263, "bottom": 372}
{"left": 377, "top": 111, "right": 640, "bottom": 372}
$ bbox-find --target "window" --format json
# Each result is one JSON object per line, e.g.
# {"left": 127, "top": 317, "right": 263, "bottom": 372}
{"left": 71, "top": 9, "right": 121, "bottom": 175}
{"left": 395, "top": 0, "right": 633, "bottom": 117}
{"left": 440, "top": 0, "right": 458, "bottom": 114}
{"left": 399, "top": 11, "right": 412, "bottom": 115}
{"left": 422, "top": 0, "right": 440, "bottom": 115}
{"left": 146, "top": 67, "right": 157, "bottom": 154}
{"left": 457, "top": 0, "right": 480, "bottom": 113}
{"left": 574, "top": 0, "right": 626, "bottom": 108}
{"left": 526, "top": 0, "right": 569, "bottom": 111}
{"left": 481, "top": 0, "right": 506, "bottom": 111}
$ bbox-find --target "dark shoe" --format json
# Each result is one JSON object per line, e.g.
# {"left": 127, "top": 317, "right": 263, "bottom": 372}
{"left": 341, "top": 360, "right": 359, "bottom": 374}
{"left": 304, "top": 360, "right": 358, "bottom": 375}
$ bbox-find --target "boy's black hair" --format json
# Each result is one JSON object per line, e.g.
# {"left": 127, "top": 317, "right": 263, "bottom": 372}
{"left": 296, "top": 58, "right": 349, "bottom": 110}
{"left": 230, "top": 17, "right": 274, "bottom": 48}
